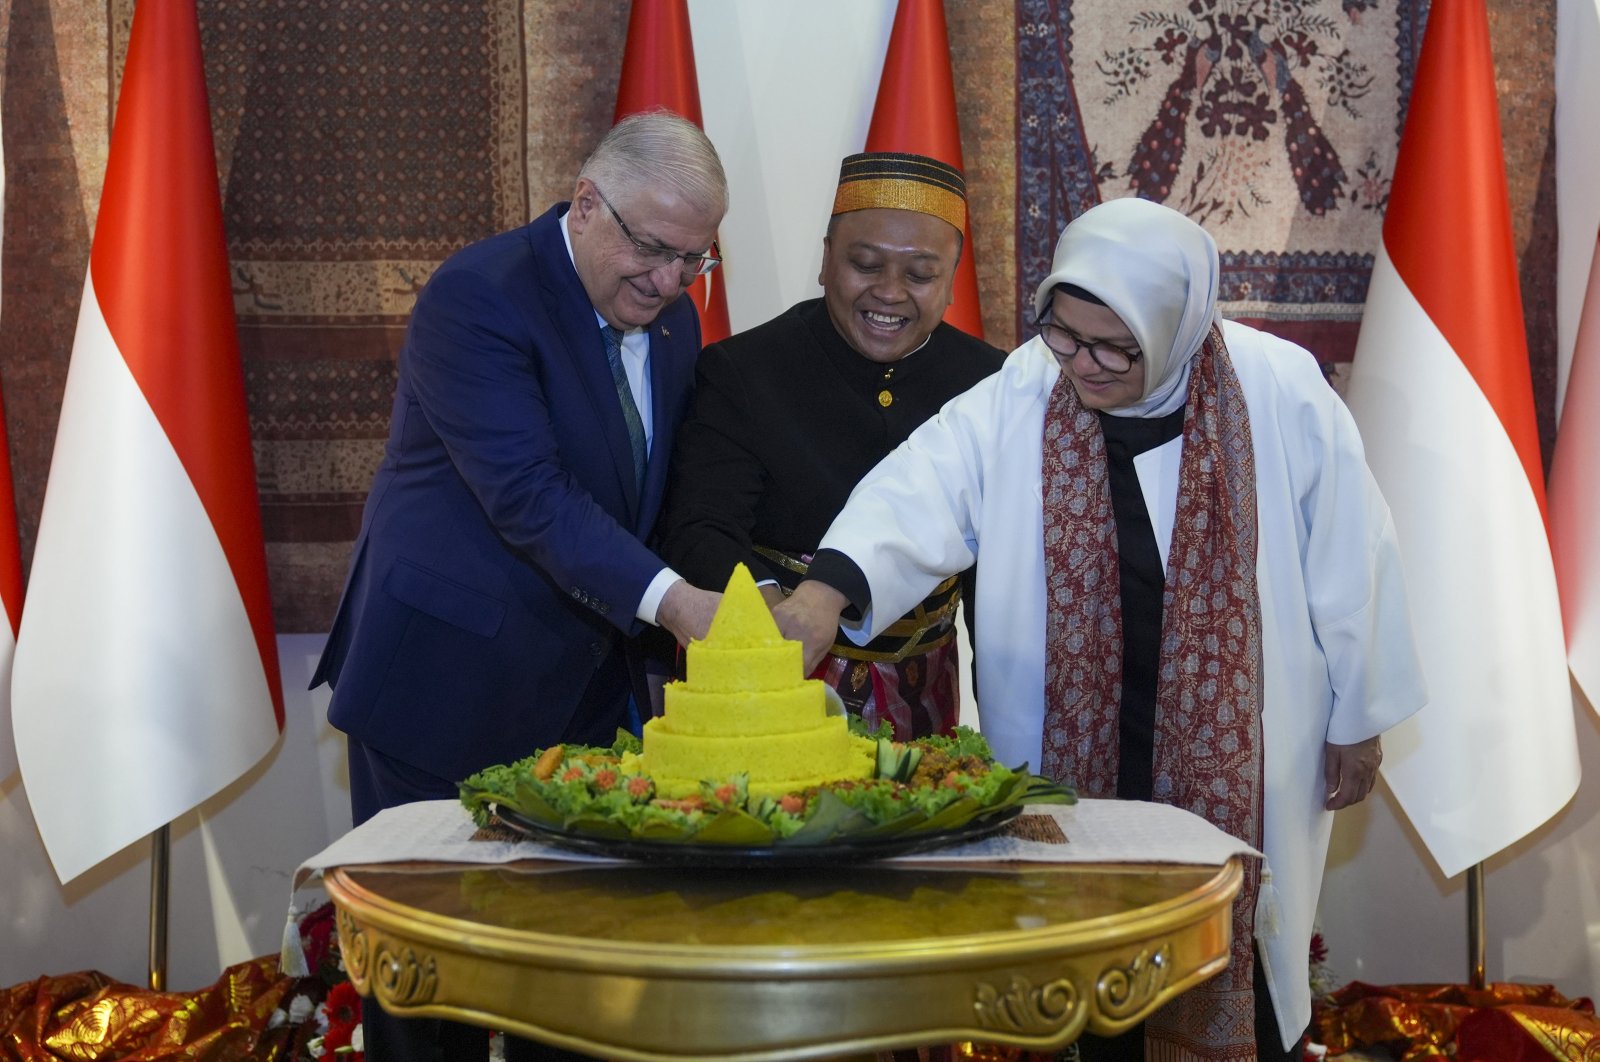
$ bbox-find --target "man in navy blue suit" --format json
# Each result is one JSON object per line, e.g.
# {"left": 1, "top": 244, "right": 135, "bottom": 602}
{"left": 316, "top": 110, "right": 728, "bottom": 820}
{"left": 311, "top": 110, "right": 728, "bottom": 1060}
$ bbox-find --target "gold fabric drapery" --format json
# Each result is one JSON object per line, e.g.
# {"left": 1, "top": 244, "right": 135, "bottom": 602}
{"left": 1314, "top": 980, "right": 1600, "bottom": 1061}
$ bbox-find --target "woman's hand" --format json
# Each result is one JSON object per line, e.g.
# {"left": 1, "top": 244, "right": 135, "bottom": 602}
{"left": 1323, "top": 736, "right": 1382, "bottom": 810}
{"left": 773, "top": 581, "right": 849, "bottom": 673}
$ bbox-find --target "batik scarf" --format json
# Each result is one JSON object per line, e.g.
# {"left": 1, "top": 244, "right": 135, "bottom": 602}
{"left": 1040, "top": 325, "right": 1264, "bottom": 1062}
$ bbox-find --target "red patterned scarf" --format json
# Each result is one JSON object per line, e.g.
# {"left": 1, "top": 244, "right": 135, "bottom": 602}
{"left": 1040, "top": 327, "right": 1264, "bottom": 1061}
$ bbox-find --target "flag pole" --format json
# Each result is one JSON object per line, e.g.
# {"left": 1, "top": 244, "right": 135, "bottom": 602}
{"left": 148, "top": 824, "right": 170, "bottom": 990}
{"left": 1466, "top": 862, "right": 1486, "bottom": 989}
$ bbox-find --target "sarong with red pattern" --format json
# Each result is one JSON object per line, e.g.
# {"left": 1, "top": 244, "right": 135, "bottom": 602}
{"left": 813, "top": 632, "right": 960, "bottom": 740}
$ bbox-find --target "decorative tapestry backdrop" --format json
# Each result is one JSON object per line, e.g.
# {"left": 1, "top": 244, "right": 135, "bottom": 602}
{"left": 1017, "top": 0, "right": 1426, "bottom": 358}
{"left": 0, "top": 0, "right": 1556, "bottom": 631}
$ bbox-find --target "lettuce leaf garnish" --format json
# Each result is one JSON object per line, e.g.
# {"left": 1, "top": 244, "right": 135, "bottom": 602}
{"left": 459, "top": 724, "right": 1075, "bottom": 846}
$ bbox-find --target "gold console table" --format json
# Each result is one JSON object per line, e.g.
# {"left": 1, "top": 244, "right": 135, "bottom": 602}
{"left": 325, "top": 856, "right": 1242, "bottom": 1060}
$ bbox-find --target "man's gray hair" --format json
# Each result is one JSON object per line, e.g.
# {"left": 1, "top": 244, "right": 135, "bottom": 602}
{"left": 579, "top": 110, "right": 728, "bottom": 216}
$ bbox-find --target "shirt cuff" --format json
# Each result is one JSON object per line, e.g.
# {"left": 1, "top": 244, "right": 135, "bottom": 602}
{"left": 637, "top": 567, "right": 682, "bottom": 625}
{"left": 803, "top": 549, "right": 870, "bottom": 618}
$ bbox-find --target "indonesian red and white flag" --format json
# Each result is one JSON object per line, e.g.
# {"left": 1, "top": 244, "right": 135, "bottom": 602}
{"left": 1345, "top": 0, "right": 1579, "bottom": 876}
{"left": 614, "top": 0, "right": 730, "bottom": 343}
{"left": 0, "top": 385, "right": 24, "bottom": 785}
{"left": 11, "top": 0, "right": 283, "bottom": 884}
{"left": 1552, "top": 238, "right": 1600, "bottom": 714}
{"left": 0, "top": 116, "right": 22, "bottom": 785}
{"left": 1550, "top": 0, "right": 1600, "bottom": 713}
{"left": 864, "top": 0, "right": 984, "bottom": 339}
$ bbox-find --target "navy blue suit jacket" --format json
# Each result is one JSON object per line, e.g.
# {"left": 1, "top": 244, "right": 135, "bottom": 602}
{"left": 312, "top": 204, "right": 701, "bottom": 781}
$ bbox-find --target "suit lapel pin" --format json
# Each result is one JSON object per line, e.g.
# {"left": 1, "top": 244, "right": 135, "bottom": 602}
{"left": 661, "top": 326, "right": 671, "bottom": 339}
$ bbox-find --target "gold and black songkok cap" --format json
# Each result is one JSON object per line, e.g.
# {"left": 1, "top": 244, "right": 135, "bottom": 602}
{"left": 830, "top": 151, "right": 967, "bottom": 232}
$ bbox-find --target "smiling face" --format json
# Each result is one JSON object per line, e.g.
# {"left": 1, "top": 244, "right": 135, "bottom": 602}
{"left": 567, "top": 177, "right": 723, "bottom": 330}
{"left": 1045, "top": 291, "right": 1147, "bottom": 411}
{"left": 818, "top": 208, "right": 961, "bottom": 364}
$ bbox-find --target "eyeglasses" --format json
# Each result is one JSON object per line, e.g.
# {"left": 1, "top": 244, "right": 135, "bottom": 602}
{"left": 594, "top": 186, "right": 721, "bottom": 277}
{"left": 1035, "top": 320, "right": 1142, "bottom": 374}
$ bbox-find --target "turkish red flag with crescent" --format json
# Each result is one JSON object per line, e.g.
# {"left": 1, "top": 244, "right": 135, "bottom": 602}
{"left": 614, "top": 0, "right": 730, "bottom": 343}
{"left": 865, "top": 0, "right": 984, "bottom": 339}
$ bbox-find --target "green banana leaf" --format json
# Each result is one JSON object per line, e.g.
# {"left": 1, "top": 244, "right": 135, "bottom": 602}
{"left": 783, "top": 790, "right": 872, "bottom": 845}
{"left": 690, "top": 809, "right": 777, "bottom": 845}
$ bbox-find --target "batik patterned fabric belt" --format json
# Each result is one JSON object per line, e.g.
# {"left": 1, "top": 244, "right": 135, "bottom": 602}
{"left": 752, "top": 545, "right": 960, "bottom": 664}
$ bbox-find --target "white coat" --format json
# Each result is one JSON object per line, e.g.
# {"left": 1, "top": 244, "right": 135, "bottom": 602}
{"left": 820, "top": 320, "right": 1428, "bottom": 1047}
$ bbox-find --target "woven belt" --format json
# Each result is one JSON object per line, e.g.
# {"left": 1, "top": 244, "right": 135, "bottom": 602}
{"left": 752, "top": 545, "right": 961, "bottom": 664}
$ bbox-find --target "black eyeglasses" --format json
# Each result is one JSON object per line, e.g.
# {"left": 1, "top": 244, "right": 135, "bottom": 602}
{"left": 1036, "top": 320, "right": 1143, "bottom": 374}
{"left": 594, "top": 186, "right": 721, "bottom": 277}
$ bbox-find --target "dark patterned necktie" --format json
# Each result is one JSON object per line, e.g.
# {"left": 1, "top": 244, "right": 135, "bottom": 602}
{"left": 602, "top": 325, "right": 648, "bottom": 491}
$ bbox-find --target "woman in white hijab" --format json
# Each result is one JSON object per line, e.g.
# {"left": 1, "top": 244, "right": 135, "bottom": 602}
{"left": 779, "top": 198, "right": 1427, "bottom": 1062}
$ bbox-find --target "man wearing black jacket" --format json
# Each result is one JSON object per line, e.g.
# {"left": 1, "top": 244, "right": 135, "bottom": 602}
{"left": 660, "top": 152, "right": 1003, "bottom": 739}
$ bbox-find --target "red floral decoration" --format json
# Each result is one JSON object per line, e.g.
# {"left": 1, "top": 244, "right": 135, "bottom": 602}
{"left": 321, "top": 980, "right": 363, "bottom": 1057}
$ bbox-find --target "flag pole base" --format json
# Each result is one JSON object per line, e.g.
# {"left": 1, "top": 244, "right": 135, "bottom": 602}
{"left": 149, "top": 824, "right": 170, "bottom": 991}
{"left": 1467, "top": 861, "right": 1486, "bottom": 990}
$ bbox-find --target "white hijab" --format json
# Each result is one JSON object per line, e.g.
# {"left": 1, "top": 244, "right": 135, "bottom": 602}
{"left": 1032, "top": 198, "right": 1221, "bottom": 418}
